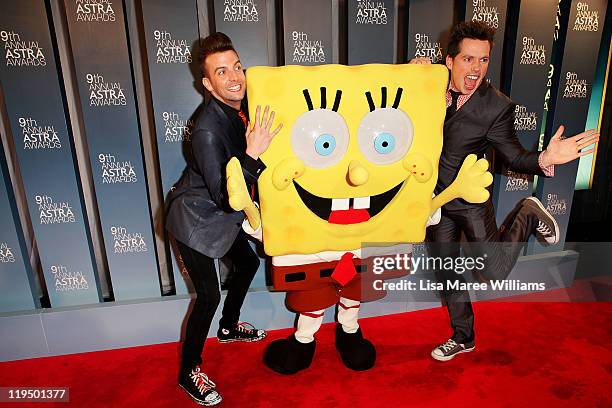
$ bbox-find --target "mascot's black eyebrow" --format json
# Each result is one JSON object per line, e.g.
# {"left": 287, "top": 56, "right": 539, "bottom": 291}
{"left": 302, "top": 87, "right": 342, "bottom": 112}
{"left": 365, "top": 87, "right": 403, "bottom": 111}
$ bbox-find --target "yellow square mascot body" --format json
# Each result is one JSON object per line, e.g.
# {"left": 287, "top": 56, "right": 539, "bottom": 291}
{"left": 226, "top": 64, "right": 492, "bottom": 374}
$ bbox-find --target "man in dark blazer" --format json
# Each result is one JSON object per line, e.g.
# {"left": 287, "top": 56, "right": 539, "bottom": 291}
{"left": 413, "top": 22, "right": 599, "bottom": 362}
{"left": 166, "top": 32, "right": 281, "bottom": 406}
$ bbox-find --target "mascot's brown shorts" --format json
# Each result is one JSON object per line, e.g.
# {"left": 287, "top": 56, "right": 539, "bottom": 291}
{"left": 272, "top": 255, "right": 410, "bottom": 313}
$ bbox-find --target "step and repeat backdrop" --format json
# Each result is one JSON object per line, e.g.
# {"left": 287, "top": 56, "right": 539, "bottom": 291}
{"left": 0, "top": 0, "right": 608, "bottom": 312}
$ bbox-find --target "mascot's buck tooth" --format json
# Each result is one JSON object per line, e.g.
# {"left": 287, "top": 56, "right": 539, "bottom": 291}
{"left": 226, "top": 63, "right": 493, "bottom": 374}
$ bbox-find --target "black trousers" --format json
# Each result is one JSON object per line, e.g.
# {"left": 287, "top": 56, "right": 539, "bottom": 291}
{"left": 177, "top": 232, "right": 260, "bottom": 369}
{"left": 426, "top": 201, "right": 536, "bottom": 343}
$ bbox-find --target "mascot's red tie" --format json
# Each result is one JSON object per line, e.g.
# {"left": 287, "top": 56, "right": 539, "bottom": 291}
{"left": 331, "top": 252, "right": 357, "bottom": 286}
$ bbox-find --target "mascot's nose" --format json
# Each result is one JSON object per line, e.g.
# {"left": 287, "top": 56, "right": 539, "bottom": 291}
{"left": 347, "top": 160, "right": 369, "bottom": 186}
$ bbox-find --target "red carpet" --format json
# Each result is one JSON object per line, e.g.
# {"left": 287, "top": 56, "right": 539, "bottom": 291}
{"left": 1, "top": 302, "right": 611, "bottom": 407}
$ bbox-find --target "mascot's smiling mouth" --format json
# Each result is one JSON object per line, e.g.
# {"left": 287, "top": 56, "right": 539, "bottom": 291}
{"left": 293, "top": 181, "right": 403, "bottom": 225}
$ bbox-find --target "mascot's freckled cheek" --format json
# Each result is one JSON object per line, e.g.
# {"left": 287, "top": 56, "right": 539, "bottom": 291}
{"left": 402, "top": 153, "right": 433, "bottom": 183}
{"left": 273, "top": 158, "right": 306, "bottom": 191}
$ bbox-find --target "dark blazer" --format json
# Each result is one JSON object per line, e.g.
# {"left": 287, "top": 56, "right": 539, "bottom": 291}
{"left": 166, "top": 97, "right": 265, "bottom": 258}
{"left": 436, "top": 80, "right": 544, "bottom": 211}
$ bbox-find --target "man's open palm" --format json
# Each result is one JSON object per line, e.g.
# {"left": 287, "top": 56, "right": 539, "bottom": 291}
{"left": 544, "top": 125, "right": 599, "bottom": 166}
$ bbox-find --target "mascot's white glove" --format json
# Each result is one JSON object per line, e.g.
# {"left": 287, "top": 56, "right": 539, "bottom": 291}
{"left": 242, "top": 218, "right": 263, "bottom": 241}
{"left": 426, "top": 194, "right": 441, "bottom": 227}
{"left": 242, "top": 202, "right": 263, "bottom": 241}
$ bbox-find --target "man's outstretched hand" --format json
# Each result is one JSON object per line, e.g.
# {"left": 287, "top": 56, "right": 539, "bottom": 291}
{"left": 245, "top": 105, "right": 283, "bottom": 160}
{"left": 541, "top": 126, "right": 599, "bottom": 166}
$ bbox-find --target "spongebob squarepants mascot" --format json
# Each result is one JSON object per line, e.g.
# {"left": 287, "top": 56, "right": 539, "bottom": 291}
{"left": 225, "top": 64, "right": 492, "bottom": 374}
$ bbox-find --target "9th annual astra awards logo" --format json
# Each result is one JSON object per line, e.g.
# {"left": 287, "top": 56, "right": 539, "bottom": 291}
{"left": 87, "top": 73, "right": 127, "bottom": 106}
{"left": 505, "top": 170, "right": 529, "bottom": 192}
{"left": 98, "top": 153, "right": 137, "bottom": 183}
{"left": 111, "top": 226, "right": 148, "bottom": 254}
{"left": 355, "top": 1, "right": 388, "bottom": 25}
{"left": 36, "top": 194, "right": 76, "bottom": 224}
{"left": 470, "top": 0, "right": 500, "bottom": 28}
{"left": 519, "top": 36, "right": 546, "bottom": 65}
{"left": 514, "top": 105, "right": 538, "bottom": 131}
{"left": 546, "top": 193, "right": 567, "bottom": 216}
{"left": 154, "top": 30, "right": 191, "bottom": 64}
{"left": 75, "top": 0, "right": 116, "bottom": 22}
{"left": 52, "top": 265, "right": 89, "bottom": 292}
{"left": 291, "top": 31, "right": 326, "bottom": 64}
{"left": 0, "top": 243, "right": 16, "bottom": 263}
{"left": 413, "top": 33, "right": 442, "bottom": 63}
{"left": 563, "top": 71, "right": 588, "bottom": 98}
{"left": 1, "top": 30, "right": 46, "bottom": 67}
{"left": 19, "top": 117, "right": 61, "bottom": 150}
{"left": 163, "top": 111, "right": 192, "bottom": 143}
{"left": 573, "top": 2, "right": 599, "bottom": 31}
{"left": 223, "top": 0, "right": 260, "bottom": 22}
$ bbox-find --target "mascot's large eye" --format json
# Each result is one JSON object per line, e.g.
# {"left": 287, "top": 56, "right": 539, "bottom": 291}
{"left": 357, "top": 108, "right": 413, "bottom": 165}
{"left": 314, "top": 134, "right": 336, "bottom": 156}
{"left": 291, "top": 109, "right": 349, "bottom": 168}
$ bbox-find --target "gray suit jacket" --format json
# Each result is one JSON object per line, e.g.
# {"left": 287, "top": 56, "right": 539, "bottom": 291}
{"left": 436, "top": 81, "right": 544, "bottom": 211}
{"left": 166, "top": 98, "right": 265, "bottom": 258}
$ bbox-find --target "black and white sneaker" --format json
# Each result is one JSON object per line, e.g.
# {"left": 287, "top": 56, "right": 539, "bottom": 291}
{"left": 523, "top": 197, "right": 559, "bottom": 244}
{"left": 217, "top": 321, "right": 267, "bottom": 343}
{"left": 178, "top": 366, "right": 222, "bottom": 406}
{"left": 431, "top": 339, "right": 475, "bottom": 362}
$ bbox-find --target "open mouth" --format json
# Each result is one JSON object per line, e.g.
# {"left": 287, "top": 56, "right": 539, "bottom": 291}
{"left": 464, "top": 74, "right": 479, "bottom": 90}
{"left": 293, "top": 181, "right": 403, "bottom": 225}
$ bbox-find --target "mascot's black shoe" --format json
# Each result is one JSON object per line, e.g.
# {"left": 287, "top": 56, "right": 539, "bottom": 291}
{"left": 263, "top": 334, "right": 316, "bottom": 375}
{"left": 335, "top": 324, "right": 376, "bottom": 371}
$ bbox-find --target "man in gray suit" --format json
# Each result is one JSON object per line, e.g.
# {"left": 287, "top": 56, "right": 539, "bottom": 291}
{"left": 412, "top": 22, "right": 598, "bottom": 363}
{"left": 166, "top": 32, "right": 281, "bottom": 406}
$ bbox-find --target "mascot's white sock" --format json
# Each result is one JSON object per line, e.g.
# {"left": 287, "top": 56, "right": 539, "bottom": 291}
{"left": 295, "top": 310, "right": 324, "bottom": 343}
{"left": 338, "top": 297, "right": 360, "bottom": 334}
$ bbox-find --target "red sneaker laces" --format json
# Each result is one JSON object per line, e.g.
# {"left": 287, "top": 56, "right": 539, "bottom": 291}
{"left": 190, "top": 367, "right": 215, "bottom": 394}
{"left": 236, "top": 321, "right": 255, "bottom": 334}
